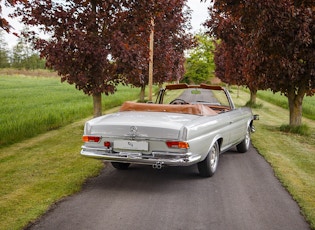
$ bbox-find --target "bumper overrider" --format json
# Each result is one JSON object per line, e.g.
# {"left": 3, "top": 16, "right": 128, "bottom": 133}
{"left": 80, "top": 146, "right": 202, "bottom": 167}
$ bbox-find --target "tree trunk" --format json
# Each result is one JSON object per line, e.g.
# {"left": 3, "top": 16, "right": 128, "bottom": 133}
{"left": 249, "top": 89, "right": 257, "bottom": 105}
{"left": 287, "top": 87, "right": 305, "bottom": 127}
{"left": 93, "top": 93, "right": 102, "bottom": 117}
{"left": 91, "top": 1, "right": 101, "bottom": 118}
{"left": 139, "top": 85, "right": 145, "bottom": 102}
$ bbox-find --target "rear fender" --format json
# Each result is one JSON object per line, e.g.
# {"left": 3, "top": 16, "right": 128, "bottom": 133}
{"left": 199, "top": 135, "right": 223, "bottom": 162}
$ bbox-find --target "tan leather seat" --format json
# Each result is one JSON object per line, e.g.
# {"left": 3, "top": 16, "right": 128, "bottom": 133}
{"left": 120, "top": 101, "right": 217, "bottom": 116}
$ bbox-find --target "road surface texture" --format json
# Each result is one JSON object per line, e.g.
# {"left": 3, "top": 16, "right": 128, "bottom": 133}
{"left": 27, "top": 146, "right": 310, "bottom": 230}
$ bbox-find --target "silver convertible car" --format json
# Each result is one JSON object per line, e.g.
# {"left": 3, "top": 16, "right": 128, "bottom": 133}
{"left": 81, "top": 84, "right": 258, "bottom": 177}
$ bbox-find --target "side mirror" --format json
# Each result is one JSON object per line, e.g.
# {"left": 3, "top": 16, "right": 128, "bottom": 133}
{"left": 253, "top": 114, "right": 259, "bottom": 120}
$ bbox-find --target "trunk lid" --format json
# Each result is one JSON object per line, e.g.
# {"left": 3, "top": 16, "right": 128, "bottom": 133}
{"left": 86, "top": 111, "right": 200, "bottom": 140}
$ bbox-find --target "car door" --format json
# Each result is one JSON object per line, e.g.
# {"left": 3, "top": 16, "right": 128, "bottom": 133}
{"left": 226, "top": 109, "right": 248, "bottom": 145}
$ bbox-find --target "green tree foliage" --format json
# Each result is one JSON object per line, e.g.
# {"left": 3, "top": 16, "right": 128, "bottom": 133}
{"left": 11, "top": 30, "right": 46, "bottom": 69}
{"left": 0, "top": 49, "right": 9, "bottom": 68}
{"left": 11, "top": 42, "right": 45, "bottom": 69}
{"left": 11, "top": 40, "right": 24, "bottom": 69}
{"left": 23, "top": 54, "right": 46, "bottom": 69}
{"left": 206, "top": 0, "right": 315, "bottom": 126}
{"left": 0, "top": 30, "right": 10, "bottom": 67}
{"left": 184, "top": 33, "right": 215, "bottom": 84}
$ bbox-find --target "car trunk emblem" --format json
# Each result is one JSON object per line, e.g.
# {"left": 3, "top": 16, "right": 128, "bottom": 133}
{"left": 128, "top": 126, "right": 138, "bottom": 138}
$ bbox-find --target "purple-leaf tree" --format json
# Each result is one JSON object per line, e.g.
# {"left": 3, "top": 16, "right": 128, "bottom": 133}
{"left": 206, "top": 0, "right": 315, "bottom": 126}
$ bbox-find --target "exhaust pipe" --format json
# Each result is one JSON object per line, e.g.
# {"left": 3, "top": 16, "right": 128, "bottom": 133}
{"left": 152, "top": 161, "right": 164, "bottom": 169}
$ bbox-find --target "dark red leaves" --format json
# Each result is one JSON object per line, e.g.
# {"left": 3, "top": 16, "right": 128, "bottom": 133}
{"left": 207, "top": 0, "right": 315, "bottom": 96}
{"left": 11, "top": 0, "right": 193, "bottom": 95}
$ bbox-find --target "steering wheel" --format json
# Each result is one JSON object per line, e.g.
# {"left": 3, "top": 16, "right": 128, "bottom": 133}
{"left": 169, "top": 98, "right": 189, "bottom": 105}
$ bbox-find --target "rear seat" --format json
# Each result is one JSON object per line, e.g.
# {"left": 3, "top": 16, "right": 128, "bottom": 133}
{"left": 120, "top": 101, "right": 217, "bottom": 116}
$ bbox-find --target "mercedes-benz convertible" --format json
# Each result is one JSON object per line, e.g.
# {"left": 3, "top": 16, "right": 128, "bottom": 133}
{"left": 81, "top": 83, "right": 258, "bottom": 177}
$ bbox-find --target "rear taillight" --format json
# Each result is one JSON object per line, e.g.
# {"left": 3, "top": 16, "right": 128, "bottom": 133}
{"left": 166, "top": 141, "right": 189, "bottom": 149}
{"left": 82, "top": 136, "right": 101, "bottom": 143}
{"left": 104, "top": 141, "right": 111, "bottom": 148}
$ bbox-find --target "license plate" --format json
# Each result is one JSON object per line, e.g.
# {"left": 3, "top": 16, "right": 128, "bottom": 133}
{"left": 114, "top": 140, "right": 149, "bottom": 151}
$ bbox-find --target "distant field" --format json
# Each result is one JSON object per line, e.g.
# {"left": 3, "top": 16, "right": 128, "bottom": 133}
{"left": 0, "top": 75, "right": 140, "bottom": 147}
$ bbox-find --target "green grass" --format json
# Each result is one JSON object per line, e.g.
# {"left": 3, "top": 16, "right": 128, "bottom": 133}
{"left": 0, "top": 119, "right": 105, "bottom": 230}
{"left": 280, "top": 124, "right": 311, "bottom": 136}
{"left": 0, "top": 75, "right": 140, "bottom": 147}
{"left": 252, "top": 89, "right": 315, "bottom": 121}
{"left": 0, "top": 76, "right": 314, "bottom": 229}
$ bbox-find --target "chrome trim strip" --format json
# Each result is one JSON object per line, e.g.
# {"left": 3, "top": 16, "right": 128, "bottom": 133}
{"left": 80, "top": 147, "right": 201, "bottom": 166}
{"left": 90, "top": 136, "right": 173, "bottom": 141}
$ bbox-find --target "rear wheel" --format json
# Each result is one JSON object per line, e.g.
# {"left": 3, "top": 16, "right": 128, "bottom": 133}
{"left": 236, "top": 127, "right": 251, "bottom": 153}
{"left": 111, "top": 162, "right": 130, "bottom": 170}
{"left": 198, "top": 142, "right": 220, "bottom": 177}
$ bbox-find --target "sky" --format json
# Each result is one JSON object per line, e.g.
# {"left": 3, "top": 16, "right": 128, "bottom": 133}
{"left": 188, "top": 0, "right": 209, "bottom": 33}
{"left": 2, "top": 0, "right": 210, "bottom": 48}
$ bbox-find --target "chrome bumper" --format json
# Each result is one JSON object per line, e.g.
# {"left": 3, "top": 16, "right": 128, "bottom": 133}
{"left": 81, "top": 146, "right": 202, "bottom": 166}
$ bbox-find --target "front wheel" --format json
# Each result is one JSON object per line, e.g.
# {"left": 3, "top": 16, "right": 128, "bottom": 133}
{"left": 236, "top": 127, "right": 251, "bottom": 153}
{"left": 111, "top": 162, "right": 130, "bottom": 170}
{"left": 198, "top": 142, "right": 220, "bottom": 177}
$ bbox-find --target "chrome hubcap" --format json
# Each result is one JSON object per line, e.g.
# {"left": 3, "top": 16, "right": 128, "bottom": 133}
{"left": 210, "top": 146, "right": 218, "bottom": 169}
{"left": 245, "top": 129, "right": 250, "bottom": 148}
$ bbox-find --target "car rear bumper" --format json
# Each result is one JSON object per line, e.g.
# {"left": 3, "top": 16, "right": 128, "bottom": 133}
{"left": 81, "top": 146, "right": 202, "bottom": 166}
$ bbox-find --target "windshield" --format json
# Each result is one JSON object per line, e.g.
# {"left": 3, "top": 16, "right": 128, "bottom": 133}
{"left": 161, "top": 87, "right": 231, "bottom": 108}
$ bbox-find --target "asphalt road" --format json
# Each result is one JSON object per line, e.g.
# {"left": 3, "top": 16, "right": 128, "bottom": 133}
{"left": 27, "top": 145, "right": 310, "bottom": 230}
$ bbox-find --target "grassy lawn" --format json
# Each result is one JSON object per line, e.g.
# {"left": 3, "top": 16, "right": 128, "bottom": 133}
{"left": 0, "top": 76, "right": 314, "bottom": 229}
{"left": 0, "top": 119, "right": 104, "bottom": 230}
{"left": 0, "top": 75, "right": 140, "bottom": 147}
{"left": 256, "top": 89, "right": 315, "bottom": 120}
